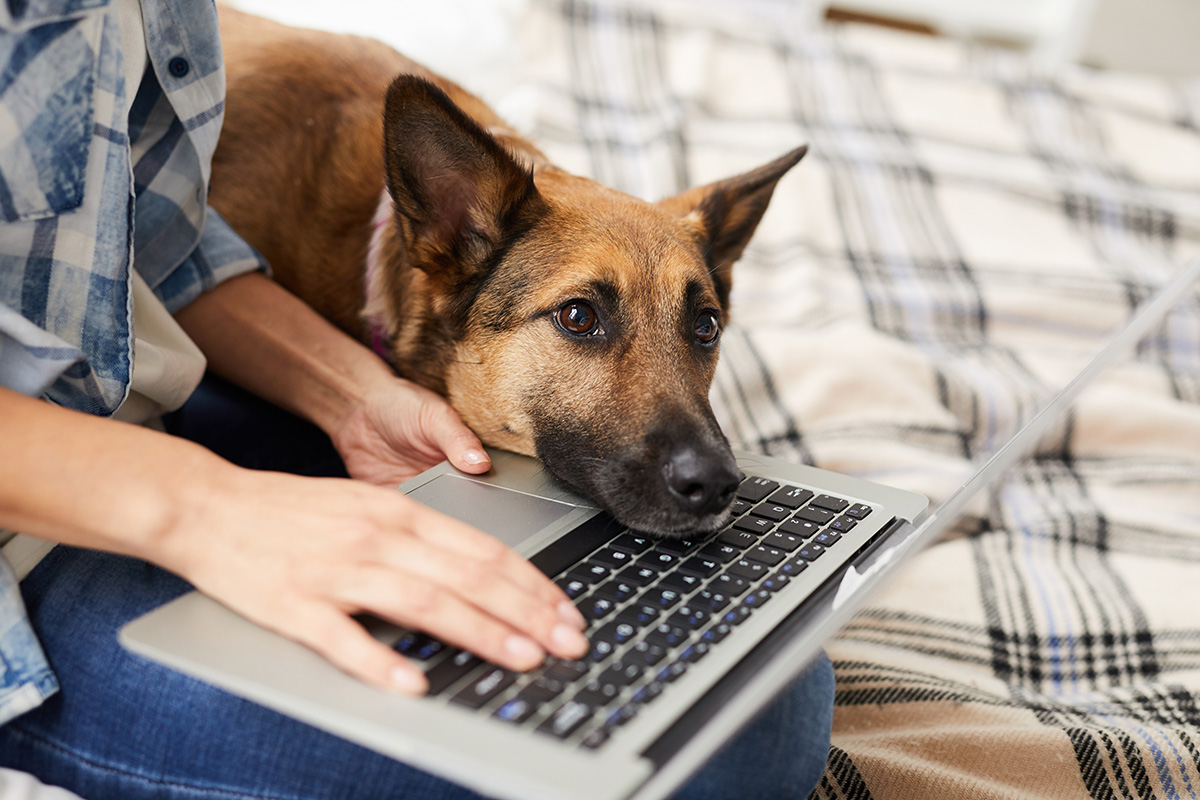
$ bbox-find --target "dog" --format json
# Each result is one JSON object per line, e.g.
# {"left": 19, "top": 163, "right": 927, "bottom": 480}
{"left": 210, "top": 7, "right": 805, "bottom": 536}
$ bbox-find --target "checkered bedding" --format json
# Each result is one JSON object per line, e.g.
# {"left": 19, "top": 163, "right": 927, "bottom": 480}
{"left": 507, "top": 1, "right": 1200, "bottom": 796}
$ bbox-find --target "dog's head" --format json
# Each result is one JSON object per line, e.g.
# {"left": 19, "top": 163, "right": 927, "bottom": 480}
{"left": 377, "top": 76, "right": 804, "bottom": 536}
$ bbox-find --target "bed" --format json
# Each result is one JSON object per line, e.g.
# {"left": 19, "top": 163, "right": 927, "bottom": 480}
{"left": 249, "top": 0, "right": 1200, "bottom": 796}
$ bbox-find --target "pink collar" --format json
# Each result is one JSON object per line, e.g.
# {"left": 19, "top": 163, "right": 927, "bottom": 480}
{"left": 363, "top": 191, "right": 394, "bottom": 363}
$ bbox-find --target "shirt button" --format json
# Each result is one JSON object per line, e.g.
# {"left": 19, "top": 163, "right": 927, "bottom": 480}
{"left": 168, "top": 57, "right": 189, "bottom": 78}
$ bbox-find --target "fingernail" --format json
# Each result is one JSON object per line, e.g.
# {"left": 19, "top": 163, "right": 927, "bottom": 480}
{"left": 558, "top": 600, "right": 586, "bottom": 629}
{"left": 390, "top": 665, "right": 427, "bottom": 695}
{"left": 462, "top": 449, "right": 490, "bottom": 466}
{"left": 505, "top": 634, "right": 544, "bottom": 667}
{"left": 551, "top": 623, "right": 589, "bottom": 657}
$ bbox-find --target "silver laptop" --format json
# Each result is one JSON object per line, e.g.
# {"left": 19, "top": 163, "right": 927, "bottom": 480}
{"left": 120, "top": 259, "right": 1200, "bottom": 800}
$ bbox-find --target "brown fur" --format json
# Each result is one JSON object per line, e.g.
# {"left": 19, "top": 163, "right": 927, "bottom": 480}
{"left": 211, "top": 7, "right": 805, "bottom": 534}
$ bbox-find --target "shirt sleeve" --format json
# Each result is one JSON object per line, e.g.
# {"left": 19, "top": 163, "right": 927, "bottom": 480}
{"left": 150, "top": 205, "right": 270, "bottom": 315}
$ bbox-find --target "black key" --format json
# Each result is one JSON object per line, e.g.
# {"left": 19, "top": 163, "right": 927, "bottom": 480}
{"left": 718, "top": 529, "right": 759, "bottom": 548}
{"left": 425, "top": 649, "right": 482, "bottom": 695}
{"left": 701, "top": 622, "right": 733, "bottom": 645}
{"left": 721, "top": 605, "right": 754, "bottom": 627}
{"left": 537, "top": 701, "right": 593, "bottom": 739}
{"left": 813, "top": 530, "right": 843, "bottom": 547}
{"left": 575, "top": 680, "right": 621, "bottom": 708}
{"left": 699, "top": 542, "right": 740, "bottom": 563}
{"left": 711, "top": 573, "right": 750, "bottom": 597}
{"left": 589, "top": 639, "right": 618, "bottom": 662}
{"left": 742, "top": 591, "right": 771, "bottom": 609}
{"left": 732, "top": 516, "right": 776, "bottom": 536}
{"left": 794, "top": 543, "right": 827, "bottom": 562}
{"left": 646, "top": 622, "right": 689, "bottom": 649}
{"left": 793, "top": 506, "right": 834, "bottom": 526}
{"left": 543, "top": 660, "right": 589, "bottom": 684}
{"left": 611, "top": 533, "right": 652, "bottom": 554}
{"left": 655, "top": 661, "right": 689, "bottom": 683}
{"left": 810, "top": 494, "right": 849, "bottom": 513}
{"left": 599, "top": 661, "right": 644, "bottom": 688}
{"left": 616, "top": 603, "right": 661, "bottom": 628}
{"left": 764, "top": 531, "right": 803, "bottom": 552}
{"left": 632, "top": 640, "right": 668, "bottom": 666}
{"left": 845, "top": 503, "right": 873, "bottom": 519}
{"left": 640, "top": 587, "right": 684, "bottom": 610}
{"left": 591, "top": 548, "right": 635, "bottom": 569}
{"left": 778, "top": 518, "right": 820, "bottom": 538}
{"left": 695, "top": 589, "right": 731, "bottom": 611}
{"left": 767, "top": 486, "right": 814, "bottom": 508}
{"left": 746, "top": 545, "right": 787, "bottom": 566}
{"left": 750, "top": 502, "right": 791, "bottom": 522}
{"left": 736, "top": 477, "right": 779, "bottom": 503}
{"left": 662, "top": 572, "right": 704, "bottom": 594}
{"left": 778, "top": 557, "right": 809, "bottom": 577}
{"left": 679, "top": 642, "right": 711, "bottom": 663}
{"left": 761, "top": 574, "right": 790, "bottom": 593}
{"left": 567, "top": 561, "right": 611, "bottom": 585}
{"left": 595, "top": 620, "right": 638, "bottom": 645}
{"left": 451, "top": 667, "right": 516, "bottom": 709}
{"left": 637, "top": 551, "right": 679, "bottom": 571}
{"left": 631, "top": 681, "right": 664, "bottom": 705}
{"left": 678, "top": 556, "right": 721, "bottom": 578}
{"left": 583, "top": 596, "right": 618, "bottom": 622}
{"left": 827, "top": 517, "right": 856, "bottom": 534}
{"left": 556, "top": 577, "right": 588, "bottom": 599}
{"left": 494, "top": 697, "right": 536, "bottom": 724}
{"left": 595, "top": 580, "right": 638, "bottom": 603}
{"left": 524, "top": 678, "right": 568, "bottom": 704}
{"left": 603, "top": 703, "right": 639, "bottom": 729}
{"left": 393, "top": 631, "right": 430, "bottom": 658}
{"left": 617, "top": 564, "right": 659, "bottom": 586}
{"left": 729, "top": 497, "right": 752, "bottom": 516}
{"left": 656, "top": 538, "right": 700, "bottom": 556}
{"left": 669, "top": 605, "right": 710, "bottom": 630}
{"left": 581, "top": 728, "right": 611, "bottom": 749}
{"left": 728, "top": 558, "right": 769, "bottom": 581}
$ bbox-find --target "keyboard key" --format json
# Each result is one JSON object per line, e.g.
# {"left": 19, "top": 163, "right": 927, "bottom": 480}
{"left": 699, "top": 542, "right": 740, "bottom": 563}
{"left": 595, "top": 620, "right": 638, "bottom": 645}
{"left": 575, "top": 680, "right": 621, "bottom": 708}
{"left": 617, "top": 564, "right": 659, "bottom": 586}
{"left": 813, "top": 530, "right": 843, "bottom": 547}
{"left": 637, "top": 551, "right": 679, "bottom": 571}
{"left": 761, "top": 574, "right": 790, "bottom": 592}
{"left": 711, "top": 573, "right": 750, "bottom": 597}
{"left": 581, "top": 728, "right": 611, "bottom": 749}
{"left": 845, "top": 503, "right": 873, "bottom": 519}
{"left": 641, "top": 587, "right": 684, "bottom": 609}
{"left": 591, "top": 548, "right": 635, "bottom": 569}
{"left": 764, "top": 531, "right": 803, "bottom": 552}
{"left": 695, "top": 589, "right": 731, "bottom": 611}
{"left": 599, "top": 661, "right": 644, "bottom": 688}
{"left": 718, "top": 528, "right": 760, "bottom": 548}
{"left": 729, "top": 498, "right": 752, "bottom": 516}
{"left": 680, "top": 642, "right": 711, "bottom": 663}
{"left": 656, "top": 538, "right": 700, "bottom": 556}
{"left": 583, "top": 596, "right": 618, "bottom": 622}
{"left": 451, "top": 667, "right": 516, "bottom": 709}
{"left": 595, "top": 580, "right": 638, "bottom": 603}
{"left": 742, "top": 591, "right": 771, "bottom": 609}
{"left": 568, "top": 562, "right": 611, "bottom": 584}
{"left": 827, "top": 517, "right": 856, "bottom": 534}
{"left": 646, "top": 622, "right": 689, "bottom": 649}
{"left": 778, "top": 518, "right": 820, "bottom": 538}
{"left": 494, "top": 697, "right": 536, "bottom": 724}
{"left": 524, "top": 678, "right": 569, "bottom": 703}
{"left": 611, "top": 534, "right": 652, "bottom": 554}
{"left": 794, "top": 543, "right": 827, "bottom": 562}
{"left": 556, "top": 577, "right": 588, "bottom": 599}
{"left": 425, "top": 649, "right": 482, "bottom": 695}
{"left": 616, "top": 603, "right": 661, "bottom": 628}
{"left": 728, "top": 558, "right": 769, "bottom": 581}
{"left": 750, "top": 503, "right": 791, "bottom": 522}
{"left": 732, "top": 516, "right": 776, "bottom": 536}
{"left": 589, "top": 639, "right": 618, "bottom": 662}
{"left": 631, "top": 681, "right": 664, "bottom": 705}
{"left": 631, "top": 640, "right": 668, "bottom": 666}
{"left": 678, "top": 556, "right": 721, "bottom": 578}
{"left": 746, "top": 545, "right": 787, "bottom": 566}
{"left": 810, "top": 495, "right": 849, "bottom": 513}
{"left": 662, "top": 572, "right": 704, "bottom": 594}
{"left": 701, "top": 622, "right": 733, "bottom": 644}
{"left": 778, "top": 557, "right": 809, "bottom": 577}
{"left": 793, "top": 506, "right": 834, "bottom": 526}
{"left": 722, "top": 606, "right": 754, "bottom": 626}
{"left": 537, "top": 701, "right": 593, "bottom": 739}
{"left": 543, "top": 660, "right": 589, "bottom": 683}
{"left": 767, "top": 486, "right": 814, "bottom": 508}
{"left": 669, "top": 605, "right": 710, "bottom": 629}
{"left": 604, "top": 703, "right": 638, "bottom": 729}
{"left": 736, "top": 477, "right": 779, "bottom": 503}
{"left": 656, "top": 662, "right": 689, "bottom": 683}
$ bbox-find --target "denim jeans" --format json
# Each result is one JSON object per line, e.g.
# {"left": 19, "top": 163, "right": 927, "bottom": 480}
{"left": 0, "top": 375, "right": 834, "bottom": 800}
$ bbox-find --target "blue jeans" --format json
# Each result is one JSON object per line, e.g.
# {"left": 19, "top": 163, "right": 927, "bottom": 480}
{"left": 0, "top": 375, "right": 834, "bottom": 800}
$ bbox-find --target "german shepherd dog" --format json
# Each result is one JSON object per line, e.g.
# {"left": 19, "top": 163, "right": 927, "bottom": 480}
{"left": 211, "top": 8, "right": 805, "bottom": 536}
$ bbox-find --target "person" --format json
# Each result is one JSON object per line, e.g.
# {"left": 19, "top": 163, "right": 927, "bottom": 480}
{"left": 0, "top": 1, "right": 835, "bottom": 798}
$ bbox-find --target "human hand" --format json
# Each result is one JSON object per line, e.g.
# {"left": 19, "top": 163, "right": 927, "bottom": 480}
{"left": 331, "top": 376, "right": 491, "bottom": 487}
{"left": 159, "top": 464, "right": 588, "bottom": 693}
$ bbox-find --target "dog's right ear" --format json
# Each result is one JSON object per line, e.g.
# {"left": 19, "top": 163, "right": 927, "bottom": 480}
{"left": 382, "top": 76, "right": 546, "bottom": 288}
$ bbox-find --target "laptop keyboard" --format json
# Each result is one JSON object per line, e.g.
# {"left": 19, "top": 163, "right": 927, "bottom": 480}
{"left": 396, "top": 475, "right": 873, "bottom": 750}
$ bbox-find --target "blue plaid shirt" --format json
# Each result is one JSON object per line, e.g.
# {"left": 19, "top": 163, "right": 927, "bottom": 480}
{"left": 0, "top": 0, "right": 265, "bottom": 723}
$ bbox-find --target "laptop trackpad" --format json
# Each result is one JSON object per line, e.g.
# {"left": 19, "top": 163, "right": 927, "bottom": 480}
{"left": 405, "top": 474, "right": 579, "bottom": 549}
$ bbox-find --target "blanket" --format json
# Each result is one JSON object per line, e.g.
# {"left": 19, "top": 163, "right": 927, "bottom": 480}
{"left": 508, "top": 1, "right": 1200, "bottom": 797}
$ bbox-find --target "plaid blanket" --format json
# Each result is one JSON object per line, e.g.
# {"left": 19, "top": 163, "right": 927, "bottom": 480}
{"left": 506, "top": 1, "right": 1200, "bottom": 797}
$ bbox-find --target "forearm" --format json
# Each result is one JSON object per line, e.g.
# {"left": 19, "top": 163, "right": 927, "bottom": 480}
{"left": 0, "top": 386, "right": 224, "bottom": 561}
{"left": 174, "top": 272, "right": 392, "bottom": 437}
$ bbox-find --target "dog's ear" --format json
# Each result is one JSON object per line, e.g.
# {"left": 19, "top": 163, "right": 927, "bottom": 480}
{"left": 658, "top": 146, "right": 807, "bottom": 307}
{"left": 383, "top": 76, "right": 545, "bottom": 287}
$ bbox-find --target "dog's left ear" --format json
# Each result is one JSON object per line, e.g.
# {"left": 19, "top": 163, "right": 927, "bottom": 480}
{"left": 658, "top": 146, "right": 807, "bottom": 307}
{"left": 382, "top": 75, "right": 546, "bottom": 288}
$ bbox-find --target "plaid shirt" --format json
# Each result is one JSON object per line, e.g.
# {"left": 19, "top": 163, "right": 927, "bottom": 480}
{"left": 0, "top": 0, "right": 263, "bottom": 724}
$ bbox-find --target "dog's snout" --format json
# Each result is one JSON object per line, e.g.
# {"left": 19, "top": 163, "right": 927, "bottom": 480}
{"left": 662, "top": 446, "right": 740, "bottom": 516}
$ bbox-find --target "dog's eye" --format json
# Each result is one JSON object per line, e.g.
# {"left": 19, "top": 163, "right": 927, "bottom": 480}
{"left": 694, "top": 309, "right": 720, "bottom": 344}
{"left": 555, "top": 301, "right": 601, "bottom": 337}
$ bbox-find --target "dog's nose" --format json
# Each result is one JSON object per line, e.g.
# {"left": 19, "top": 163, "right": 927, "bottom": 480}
{"left": 662, "top": 446, "right": 740, "bottom": 516}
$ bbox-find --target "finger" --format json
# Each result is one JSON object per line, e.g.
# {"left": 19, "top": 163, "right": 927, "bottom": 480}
{"left": 283, "top": 602, "right": 429, "bottom": 694}
{"left": 425, "top": 404, "right": 490, "bottom": 474}
{"left": 351, "top": 536, "right": 588, "bottom": 661}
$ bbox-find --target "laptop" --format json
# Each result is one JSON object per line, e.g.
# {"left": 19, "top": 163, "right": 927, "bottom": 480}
{"left": 120, "top": 258, "right": 1200, "bottom": 800}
